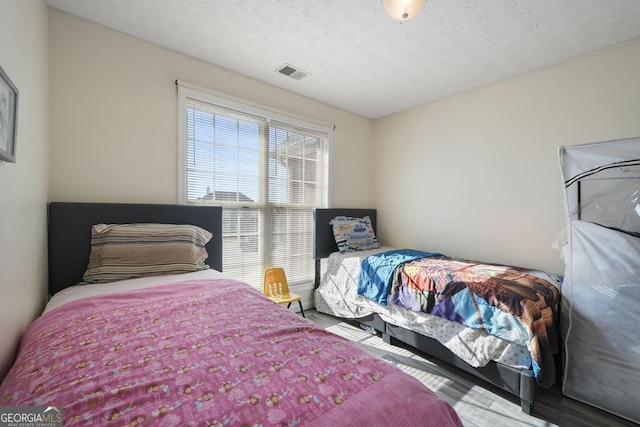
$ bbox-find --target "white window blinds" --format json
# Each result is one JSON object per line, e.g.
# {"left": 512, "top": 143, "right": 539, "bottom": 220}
{"left": 178, "top": 84, "right": 330, "bottom": 288}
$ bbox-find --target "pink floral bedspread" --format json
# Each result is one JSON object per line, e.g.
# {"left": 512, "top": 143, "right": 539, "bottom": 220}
{"left": 0, "top": 278, "right": 461, "bottom": 426}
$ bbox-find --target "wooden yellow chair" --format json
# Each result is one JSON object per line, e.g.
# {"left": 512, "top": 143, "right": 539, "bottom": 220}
{"left": 263, "top": 267, "right": 305, "bottom": 317}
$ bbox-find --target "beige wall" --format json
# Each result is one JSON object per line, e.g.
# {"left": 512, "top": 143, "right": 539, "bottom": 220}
{"left": 373, "top": 39, "right": 640, "bottom": 274}
{"left": 48, "top": 9, "right": 375, "bottom": 208}
{"left": 47, "top": 7, "right": 640, "bottom": 276}
{"left": 0, "top": 0, "right": 50, "bottom": 379}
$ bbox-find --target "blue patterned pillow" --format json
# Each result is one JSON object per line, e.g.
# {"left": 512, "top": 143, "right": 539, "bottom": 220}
{"left": 330, "top": 216, "right": 380, "bottom": 253}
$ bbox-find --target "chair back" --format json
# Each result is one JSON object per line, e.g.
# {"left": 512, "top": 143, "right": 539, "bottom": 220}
{"left": 263, "top": 267, "right": 291, "bottom": 298}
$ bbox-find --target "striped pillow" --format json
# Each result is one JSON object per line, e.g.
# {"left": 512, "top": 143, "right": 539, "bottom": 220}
{"left": 82, "top": 223, "right": 212, "bottom": 284}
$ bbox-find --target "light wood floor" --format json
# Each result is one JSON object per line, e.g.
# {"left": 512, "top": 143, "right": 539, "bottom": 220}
{"left": 306, "top": 309, "right": 637, "bottom": 427}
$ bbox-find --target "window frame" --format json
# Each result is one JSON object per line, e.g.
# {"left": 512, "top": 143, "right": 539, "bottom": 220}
{"left": 177, "top": 81, "right": 332, "bottom": 288}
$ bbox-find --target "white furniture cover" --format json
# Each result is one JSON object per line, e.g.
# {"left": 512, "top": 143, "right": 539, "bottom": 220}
{"left": 559, "top": 137, "right": 640, "bottom": 424}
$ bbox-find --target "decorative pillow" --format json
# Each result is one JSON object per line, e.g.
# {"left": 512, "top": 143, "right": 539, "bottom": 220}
{"left": 330, "top": 216, "right": 380, "bottom": 253}
{"left": 82, "top": 223, "right": 212, "bottom": 284}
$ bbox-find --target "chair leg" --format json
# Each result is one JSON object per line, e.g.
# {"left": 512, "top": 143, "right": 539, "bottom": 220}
{"left": 285, "top": 301, "right": 305, "bottom": 318}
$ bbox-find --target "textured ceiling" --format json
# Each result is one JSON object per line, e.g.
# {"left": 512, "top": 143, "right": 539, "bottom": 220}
{"left": 47, "top": 0, "right": 640, "bottom": 119}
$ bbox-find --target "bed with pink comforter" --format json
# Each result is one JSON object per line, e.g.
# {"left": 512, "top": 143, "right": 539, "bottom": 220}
{"left": 0, "top": 275, "right": 461, "bottom": 426}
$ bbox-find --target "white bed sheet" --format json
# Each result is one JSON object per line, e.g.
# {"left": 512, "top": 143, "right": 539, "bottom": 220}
{"left": 314, "top": 248, "right": 533, "bottom": 369}
{"left": 44, "top": 269, "right": 228, "bottom": 314}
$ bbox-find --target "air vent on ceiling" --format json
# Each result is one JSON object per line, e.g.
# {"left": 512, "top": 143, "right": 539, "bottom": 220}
{"left": 276, "top": 64, "right": 309, "bottom": 80}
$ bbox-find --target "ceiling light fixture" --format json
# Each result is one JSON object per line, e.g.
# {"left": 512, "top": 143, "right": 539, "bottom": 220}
{"left": 382, "top": 0, "right": 427, "bottom": 21}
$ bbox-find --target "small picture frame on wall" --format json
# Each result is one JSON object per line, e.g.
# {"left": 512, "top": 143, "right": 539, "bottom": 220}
{"left": 0, "top": 65, "right": 19, "bottom": 163}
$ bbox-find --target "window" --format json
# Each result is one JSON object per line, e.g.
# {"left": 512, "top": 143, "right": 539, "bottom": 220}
{"left": 178, "top": 83, "right": 330, "bottom": 288}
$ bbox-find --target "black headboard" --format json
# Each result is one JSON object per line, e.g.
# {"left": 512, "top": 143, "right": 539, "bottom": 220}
{"left": 48, "top": 202, "right": 223, "bottom": 296}
{"left": 313, "top": 208, "right": 377, "bottom": 286}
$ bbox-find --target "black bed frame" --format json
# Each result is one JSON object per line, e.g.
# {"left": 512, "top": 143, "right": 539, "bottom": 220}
{"left": 313, "top": 208, "right": 538, "bottom": 414}
{"left": 48, "top": 202, "right": 223, "bottom": 296}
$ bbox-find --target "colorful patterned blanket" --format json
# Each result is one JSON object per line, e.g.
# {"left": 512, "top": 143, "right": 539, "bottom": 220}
{"left": 0, "top": 278, "right": 462, "bottom": 426}
{"left": 359, "top": 251, "right": 559, "bottom": 388}
{"left": 357, "top": 249, "right": 442, "bottom": 304}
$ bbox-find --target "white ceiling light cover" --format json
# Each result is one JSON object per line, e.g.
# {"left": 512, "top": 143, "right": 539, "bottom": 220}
{"left": 382, "top": 0, "right": 427, "bottom": 21}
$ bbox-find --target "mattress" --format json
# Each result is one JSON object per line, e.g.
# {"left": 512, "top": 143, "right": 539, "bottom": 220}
{"left": 1, "top": 270, "right": 462, "bottom": 426}
{"left": 315, "top": 248, "right": 537, "bottom": 369}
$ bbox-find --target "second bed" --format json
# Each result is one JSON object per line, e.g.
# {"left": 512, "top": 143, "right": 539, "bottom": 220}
{"left": 313, "top": 208, "right": 561, "bottom": 414}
